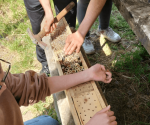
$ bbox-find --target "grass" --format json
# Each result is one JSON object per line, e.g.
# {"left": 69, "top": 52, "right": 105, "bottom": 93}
{"left": 0, "top": 0, "right": 35, "bottom": 73}
{"left": 0, "top": 0, "right": 58, "bottom": 122}
{"left": 113, "top": 44, "right": 150, "bottom": 85}
{"left": 22, "top": 96, "right": 58, "bottom": 121}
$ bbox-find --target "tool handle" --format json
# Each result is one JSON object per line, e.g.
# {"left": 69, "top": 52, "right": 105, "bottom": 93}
{"left": 38, "top": 1, "right": 75, "bottom": 38}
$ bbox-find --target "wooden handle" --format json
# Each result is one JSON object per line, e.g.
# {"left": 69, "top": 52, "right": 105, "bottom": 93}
{"left": 38, "top": 29, "right": 46, "bottom": 39}
{"left": 38, "top": 1, "right": 75, "bottom": 38}
{"left": 54, "top": 1, "right": 75, "bottom": 23}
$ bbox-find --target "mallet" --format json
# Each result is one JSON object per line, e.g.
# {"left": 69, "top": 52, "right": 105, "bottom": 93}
{"left": 27, "top": 2, "right": 75, "bottom": 50}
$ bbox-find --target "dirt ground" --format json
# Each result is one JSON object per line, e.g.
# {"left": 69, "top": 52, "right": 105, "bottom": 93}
{"left": 1, "top": 31, "right": 150, "bottom": 124}
{"left": 88, "top": 32, "right": 150, "bottom": 125}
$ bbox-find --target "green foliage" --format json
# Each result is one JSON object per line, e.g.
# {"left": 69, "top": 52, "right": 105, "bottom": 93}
{"left": 111, "top": 45, "right": 118, "bottom": 50}
{"left": 113, "top": 44, "right": 150, "bottom": 84}
{"left": 130, "top": 121, "right": 150, "bottom": 125}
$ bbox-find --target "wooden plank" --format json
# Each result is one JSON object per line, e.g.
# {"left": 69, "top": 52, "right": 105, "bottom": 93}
{"left": 41, "top": 17, "right": 75, "bottom": 125}
{"left": 113, "top": 0, "right": 150, "bottom": 54}
{"left": 49, "top": 17, "right": 107, "bottom": 125}
{"left": 125, "top": 0, "right": 150, "bottom": 4}
{"left": 73, "top": 91, "right": 102, "bottom": 124}
{"left": 65, "top": 90, "right": 82, "bottom": 125}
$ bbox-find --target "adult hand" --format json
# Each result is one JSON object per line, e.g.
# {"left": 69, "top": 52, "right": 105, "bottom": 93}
{"left": 44, "top": 14, "right": 57, "bottom": 35}
{"left": 64, "top": 31, "right": 84, "bottom": 55}
{"left": 89, "top": 64, "right": 112, "bottom": 83}
{"left": 86, "top": 105, "right": 117, "bottom": 125}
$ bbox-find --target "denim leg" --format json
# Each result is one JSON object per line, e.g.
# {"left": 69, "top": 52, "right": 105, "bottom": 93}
{"left": 99, "top": 0, "right": 112, "bottom": 30}
{"left": 24, "top": 115, "right": 59, "bottom": 125}
{"left": 77, "top": 0, "right": 90, "bottom": 37}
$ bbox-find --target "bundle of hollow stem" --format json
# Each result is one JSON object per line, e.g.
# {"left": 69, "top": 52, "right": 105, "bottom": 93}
{"left": 50, "top": 20, "right": 84, "bottom": 75}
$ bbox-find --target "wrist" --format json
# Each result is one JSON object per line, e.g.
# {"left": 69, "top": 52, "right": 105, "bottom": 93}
{"left": 39, "top": 0, "right": 53, "bottom": 17}
{"left": 77, "top": 28, "right": 86, "bottom": 38}
{"left": 75, "top": 30, "right": 84, "bottom": 44}
{"left": 85, "top": 69, "right": 93, "bottom": 81}
{"left": 45, "top": 10, "right": 54, "bottom": 18}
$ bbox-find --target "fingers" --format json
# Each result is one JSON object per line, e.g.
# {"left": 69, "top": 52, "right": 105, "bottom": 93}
{"left": 64, "top": 36, "right": 71, "bottom": 52}
{"left": 45, "top": 21, "right": 50, "bottom": 33}
{"left": 98, "top": 105, "right": 111, "bottom": 114}
{"left": 64, "top": 35, "right": 78, "bottom": 55}
{"left": 52, "top": 23, "right": 56, "bottom": 29}
{"left": 65, "top": 42, "right": 74, "bottom": 55}
{"left": 100, "top": 65, "right": 106, "bottom": 71}
{"left": 66, "top": 43, "right": 77, "bottom": 55}
{"left": 104, "top": 71, "right": 112, "bottom": 83}
{"left": 69, "top": 44, "right": 77, "bottom": 55}
{"left": 106, "top": 71, "right": 112, "bottom": 80}
{"left": 107, "top": 111, "right": 114, "bottom": 117}
{"left": 110, "top": 121, "right": 117, "bottom": 125}
{"left": 44, "top": 18, "right": 57, "bottom": 36}
{"left": 104, "top": 78, "right": 112, "bottom": 83}
{"left": 109, "top": 116, "right": 116, "bottom": 122}
{"left": 50, "top": 23, "right": 57, "bottom": 33}
{"left": 76, "top": 45, "right": 81, "bottom": 53}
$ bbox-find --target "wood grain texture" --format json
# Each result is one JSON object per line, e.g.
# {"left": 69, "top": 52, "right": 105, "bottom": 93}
{"left": 41, "top": 17, "right": 75, "bottom": 125}
{"left": 49, "top": 17, "right": 107, "bottom": 125}
{"left": 113, "top": 0, "right": 150, "bottom": 54}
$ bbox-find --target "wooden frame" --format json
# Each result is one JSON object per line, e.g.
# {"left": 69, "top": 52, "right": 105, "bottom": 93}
{"left": 47, "top": 18, "right": 107, "bottom": 125}
{"left": 113, "top": 0, "right": 150, "bottom": 54}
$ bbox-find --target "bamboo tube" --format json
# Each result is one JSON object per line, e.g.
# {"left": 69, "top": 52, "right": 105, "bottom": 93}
{"left": 65, "top": 68, "right": 69, "bottom": 72}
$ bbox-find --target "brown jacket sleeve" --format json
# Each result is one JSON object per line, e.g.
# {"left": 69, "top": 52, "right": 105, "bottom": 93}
{"left": 5, "top": 70, "right": 51, "bottom": 106}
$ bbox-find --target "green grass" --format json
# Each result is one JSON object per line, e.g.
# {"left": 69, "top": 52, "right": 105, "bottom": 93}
{"left": 0, "top": 0, "right": 58, "bottom": 122}
{"left": 130, "top": 121, "right": 150, "bottom": 125}
{"left": 113, "top": 44, "right": 150, "bottom": 85}
{"left": 0, "top": 0, "right": 35, "bottom": 73}
{"left": 22, "top": 96, "right": 59, "bottom": 121}
{"left": 0, "top": 0, "right": 55, "bottom": 73}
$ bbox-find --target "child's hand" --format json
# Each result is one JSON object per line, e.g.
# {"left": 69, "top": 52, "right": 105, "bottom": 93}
{"left": 89, "top": 64, "right": 112, "bottom": 83}
{"left": 86, "top": 105, "right": 117, "bottom": 125}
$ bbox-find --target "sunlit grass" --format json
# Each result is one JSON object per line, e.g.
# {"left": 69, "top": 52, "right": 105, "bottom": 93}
{"left": 0, "top": 0, "right": 58, "bottom": 122}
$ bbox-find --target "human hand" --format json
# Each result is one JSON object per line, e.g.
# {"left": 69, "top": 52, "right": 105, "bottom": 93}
{"left": 88, "top": 64, "right": 112, "bottom": 83}
{"left": 86, "top": 105, "right": 117, "bottom": 125}
{"left": 44, "top": 14, "right": 57, "bottom": 35}
{"left": 64, "top": 31, "right": 84, "bottom": 55}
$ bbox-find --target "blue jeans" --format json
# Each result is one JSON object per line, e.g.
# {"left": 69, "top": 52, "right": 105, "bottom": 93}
{"left": 24, "top": 115, "right": 59, "bottom": 125}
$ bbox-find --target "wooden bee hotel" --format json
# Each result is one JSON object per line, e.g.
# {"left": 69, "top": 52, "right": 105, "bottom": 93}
{"left": 43, "top": 18, "right": 108, "bottom": 125}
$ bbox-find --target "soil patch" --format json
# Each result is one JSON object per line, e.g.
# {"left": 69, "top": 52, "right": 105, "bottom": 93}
{"left": 88, "top": 32, "right": 150, "bottom": 125}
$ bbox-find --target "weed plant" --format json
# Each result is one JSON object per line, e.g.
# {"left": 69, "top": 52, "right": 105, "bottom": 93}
{"left": 113, "top": 44, "right": 150, "bottom": 85}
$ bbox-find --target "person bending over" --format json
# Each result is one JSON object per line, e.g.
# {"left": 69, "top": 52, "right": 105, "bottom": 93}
{"left": 0, "top": 59, "right": 116, "bottom": 125}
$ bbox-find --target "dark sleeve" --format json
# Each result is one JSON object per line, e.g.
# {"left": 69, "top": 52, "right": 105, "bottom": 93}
{"left": 5, "top": 70, "right": 51, "bottom": 106}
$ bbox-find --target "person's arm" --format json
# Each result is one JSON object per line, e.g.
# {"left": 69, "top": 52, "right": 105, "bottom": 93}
{"left": 48, "top": 64, "right": 112, "bottom": 94}
{"left": 4, "top": 64, "right": 111, "bottom": 106}
{"left": 64, "top": 0, "right": 106, "bottom": 55}
{"left": 39, "top": 0, "right": 56, "bottom": 34}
